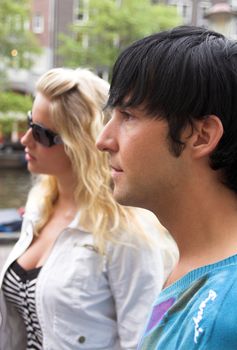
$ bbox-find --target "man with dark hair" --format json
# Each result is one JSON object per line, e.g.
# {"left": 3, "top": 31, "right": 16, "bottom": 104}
{"left": 96, "top": 25, "right": 237, "bottom": 349}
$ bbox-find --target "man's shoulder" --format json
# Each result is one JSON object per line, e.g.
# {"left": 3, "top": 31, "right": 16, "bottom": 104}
{"left": 138, "top": 263, "right": 237, "bottom": 350}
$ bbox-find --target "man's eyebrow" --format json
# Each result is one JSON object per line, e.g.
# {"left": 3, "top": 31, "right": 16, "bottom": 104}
{"left": 117, "top": 106, "right": 133, "bottom": 113}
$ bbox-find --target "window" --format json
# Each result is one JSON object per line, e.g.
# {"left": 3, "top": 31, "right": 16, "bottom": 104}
{"left": 198, "top": 1, "right": 211, "bottom": 25}
{"left": 175, "top": 0, "right": 192, "bottom": 23}
{"left": 75, "top": 0, "right": 89, "bottom": 22}
{"left": 32, "top": 13, "right": 44, "bottom": 34}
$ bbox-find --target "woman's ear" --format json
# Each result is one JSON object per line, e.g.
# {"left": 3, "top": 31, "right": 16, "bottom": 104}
{"left": 189, "top": 115, "right": 224, "bottom": 159}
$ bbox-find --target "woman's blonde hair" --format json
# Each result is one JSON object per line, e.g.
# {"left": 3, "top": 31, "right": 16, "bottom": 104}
{"left": 26, "top": 68, "right": 152, "bottom": 254}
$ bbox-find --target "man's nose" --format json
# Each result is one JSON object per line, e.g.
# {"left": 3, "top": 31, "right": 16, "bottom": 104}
{"left": 96, "top": 121, "right": 117, "bottom": 153}
{"left": 96, "top": 128, "right": 110, "bottom": 152}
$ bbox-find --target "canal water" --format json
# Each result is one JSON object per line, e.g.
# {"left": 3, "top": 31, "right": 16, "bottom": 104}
{"left": 0, "top": 169, "right": 32, "bottom": 208}
{"left": 0, "top": 169, "right": 32, "bottom": 269}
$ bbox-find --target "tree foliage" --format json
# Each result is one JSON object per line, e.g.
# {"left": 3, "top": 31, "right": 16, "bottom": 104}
{"left": 0, "top": 0, "right": 41, "bottom": 70}
{"left": 59, "top": 0, "right": 182, "bottom": 73}
{"left": 0, "top": 91, "right": 32, "bottom": 137}
{"left": 0, "top": 91, "right": 32, "bottom": 113}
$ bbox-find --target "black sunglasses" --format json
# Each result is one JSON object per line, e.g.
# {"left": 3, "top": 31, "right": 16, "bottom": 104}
{"left": 27, "top": 111, "right": 63, "bottom": 147}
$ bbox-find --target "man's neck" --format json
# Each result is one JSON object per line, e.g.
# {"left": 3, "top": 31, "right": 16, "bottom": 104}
{"left": 156, "top": 181, "right": 237, "bottom": 286}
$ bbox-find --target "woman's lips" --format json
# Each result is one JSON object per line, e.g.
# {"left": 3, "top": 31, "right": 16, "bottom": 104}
{"left": 25, "top": 152, "right": 36, "bottom": 161}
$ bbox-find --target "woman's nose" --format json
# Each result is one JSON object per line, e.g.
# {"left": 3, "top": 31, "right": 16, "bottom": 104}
{"left": 20, "top": 128, "right": 34, "bottom": 147}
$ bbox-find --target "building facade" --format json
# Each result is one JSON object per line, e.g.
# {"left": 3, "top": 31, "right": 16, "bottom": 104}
{"left": 8, "top": 0, "right": 237, "bottom": 94}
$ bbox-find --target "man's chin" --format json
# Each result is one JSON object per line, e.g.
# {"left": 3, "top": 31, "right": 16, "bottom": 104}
{"left": 113, "top": 189, "right": 136, "bottom": 207}
{"left": 113, "top": 189, "right": 126, "bottom": 205}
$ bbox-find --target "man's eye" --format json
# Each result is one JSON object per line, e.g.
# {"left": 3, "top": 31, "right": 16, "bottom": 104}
{"left": 121, "top": 110, "right": 133, "bottom": 120}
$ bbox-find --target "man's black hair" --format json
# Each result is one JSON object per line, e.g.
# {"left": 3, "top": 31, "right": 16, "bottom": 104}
{"left": 108, "top": 25, "right": 237, "bottom": 193}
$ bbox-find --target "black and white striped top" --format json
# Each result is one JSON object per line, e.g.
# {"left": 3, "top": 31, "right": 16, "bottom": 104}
{"left": 2, "top": 260, "right": 43, "bottom": 349}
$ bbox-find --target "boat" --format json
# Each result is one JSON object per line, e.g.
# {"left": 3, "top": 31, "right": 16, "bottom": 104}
{"left": 0, "top": 150, "right": 26, "bottom": 169}
{"left": 0, "top": 208, "right": 22, "bottom": 243}
{"left": 0, "top": 142, "right": 26, "bottom": 169}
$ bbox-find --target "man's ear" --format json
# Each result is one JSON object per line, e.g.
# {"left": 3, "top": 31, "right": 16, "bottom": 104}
{"left": 189, "top": 115, "right": 224, "bottom": 158}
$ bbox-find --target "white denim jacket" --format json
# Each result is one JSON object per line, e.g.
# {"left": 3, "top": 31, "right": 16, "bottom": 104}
{"left": 0, "top": 209, "right": 167, "bottom": 350}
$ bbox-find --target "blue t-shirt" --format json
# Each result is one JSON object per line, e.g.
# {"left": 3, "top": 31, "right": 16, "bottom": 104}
{"left": 138, "top": 254, "right": 237, "bottom": 350}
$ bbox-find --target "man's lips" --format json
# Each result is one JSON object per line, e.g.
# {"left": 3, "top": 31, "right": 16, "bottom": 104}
{"left": 110, "top": 165, "right": 123, "bottom": 177}
{"left": 110, "top": 164, "right": 123, "bottom": 172}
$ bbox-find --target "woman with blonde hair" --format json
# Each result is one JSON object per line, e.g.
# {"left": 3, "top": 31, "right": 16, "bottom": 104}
{"left": 0, "top": 68, "right": 177, "bottom": 350}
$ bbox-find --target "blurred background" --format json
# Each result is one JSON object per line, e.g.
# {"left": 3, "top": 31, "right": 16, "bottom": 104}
{"left": 0, "top": 0, "right": 236, "bottom": 210}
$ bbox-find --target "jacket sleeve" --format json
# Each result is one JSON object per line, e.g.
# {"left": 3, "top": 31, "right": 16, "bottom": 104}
{"left": 0, "top": 290, "right": 27, "bottom": 350}
{"left": 106, "top": 237, "right": 164, "bottom": 350}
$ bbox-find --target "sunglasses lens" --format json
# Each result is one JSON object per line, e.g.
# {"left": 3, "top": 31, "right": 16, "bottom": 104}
{"left": 32, "top": 125, "right": 51, "bottom": 147}
{"left": 27, "top": 111, "right": 62, "bottom": 147}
